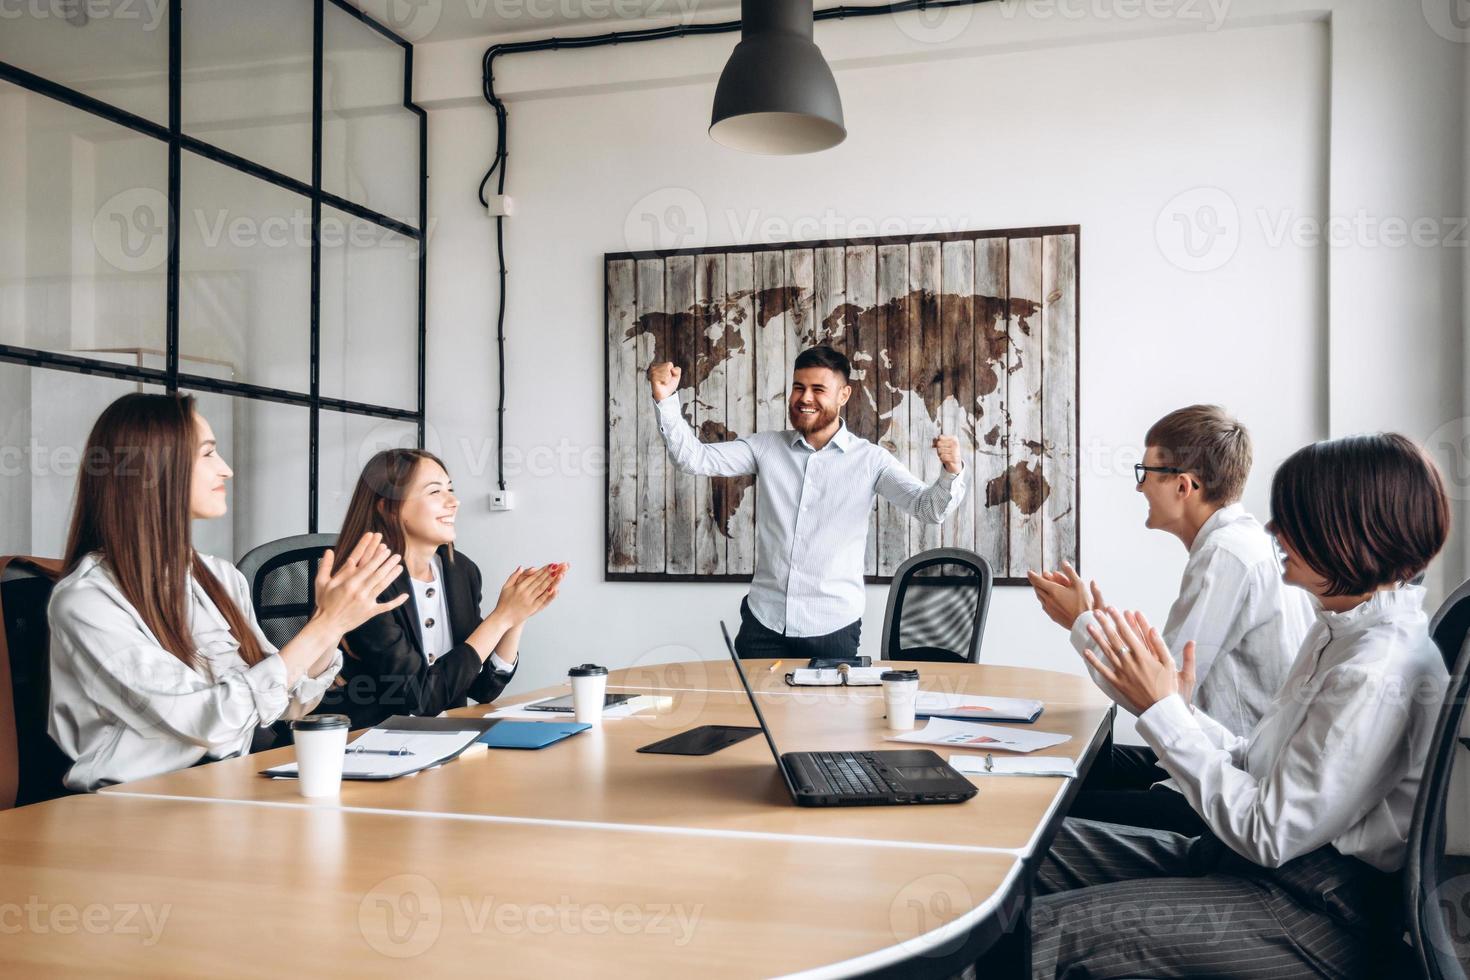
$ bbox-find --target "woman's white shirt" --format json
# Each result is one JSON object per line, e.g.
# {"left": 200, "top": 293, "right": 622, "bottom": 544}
{"left": 47, "top": 551, "right": 343, "bottom": 792}
{"left": 409, "top": 554, "right": 452, "bottom": 664}
{"left": 1137, "top": 585, "right": 1447, "bottom": 872}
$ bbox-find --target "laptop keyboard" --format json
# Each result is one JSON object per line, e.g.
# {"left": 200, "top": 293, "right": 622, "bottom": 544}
{"left": 814, "top": 752, "right": 895, "bottom": 796}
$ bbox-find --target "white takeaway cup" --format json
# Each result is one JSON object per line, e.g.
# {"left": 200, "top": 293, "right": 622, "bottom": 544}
{"left": 569, "top": 664, "right": 610, "bottom": 725}
{"left": 290, "top": 714, "right": 350, "bottom": 797}
{"left": 881, "top": 670, "right": 921, "bottom": 731}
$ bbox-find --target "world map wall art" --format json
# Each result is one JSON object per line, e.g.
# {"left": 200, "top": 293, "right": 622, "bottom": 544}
{"left": 604, "top": 225, "right": 1079, "bottom": 585}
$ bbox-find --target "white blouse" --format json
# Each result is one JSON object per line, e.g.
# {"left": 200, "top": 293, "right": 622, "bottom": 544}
{"left": 47, "top": 551, "right": 343, "bottom": 792}
{"left": 1137, "top": 586, "right": 1448, "bottom": 872}
{"left": 409, "top": 554, "right": 452, "bottom": 664}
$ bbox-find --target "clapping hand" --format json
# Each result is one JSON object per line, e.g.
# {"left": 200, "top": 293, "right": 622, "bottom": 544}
{"left": 313, "top": 532, "right": 409, "bottom": 634}
{"left": 1079, "top": 607, "right": 1197, "bottom": 715}
{"left": 1026, "top": 561, "right": 1106, "bottom": 630}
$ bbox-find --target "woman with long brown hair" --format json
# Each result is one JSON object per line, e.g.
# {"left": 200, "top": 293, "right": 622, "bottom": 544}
{"left": 316, "top": 448, "right": 565, "bottom": 730}
{"left": 48, "top": 392, "right": 406, "bottom": 791}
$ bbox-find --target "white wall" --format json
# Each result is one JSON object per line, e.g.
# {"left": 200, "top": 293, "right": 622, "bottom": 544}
{"left": 410, "top": 1, "right": 1467, "bottom": 714}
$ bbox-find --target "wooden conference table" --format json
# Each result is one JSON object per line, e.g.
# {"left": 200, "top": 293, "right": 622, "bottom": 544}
{"left": 0, "top": 659, "right": 1113, "bottom": 977}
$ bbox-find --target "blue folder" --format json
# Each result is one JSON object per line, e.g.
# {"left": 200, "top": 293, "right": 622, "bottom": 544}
{"left": 476, "top": 720, "right": 591, "bottom": 750}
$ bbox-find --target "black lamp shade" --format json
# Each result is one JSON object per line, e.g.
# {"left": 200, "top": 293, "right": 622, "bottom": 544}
{"left": 709, "top": 0, "right": 845, "bottom": 154}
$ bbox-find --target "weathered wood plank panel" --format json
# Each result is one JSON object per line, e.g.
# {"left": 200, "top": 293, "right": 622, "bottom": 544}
{"left": 1006, "top": 237, "right": 1045, "bottom": 577}
{"left": 754, "top": 250, "right": 788, "bottom": 434}
{"left": 909, "top": 240, "right": 943, "bottom": 556}
{"left": 876, "top": 243, "right": 910, "bottom": 576}
{"left": 940, "top": 239, "right": 976, "bottom": 553}
{"left": 664, "top": 254, "right": 697, "bottom": 574}
{"left": 606, "top": 260, "right": 639, "bottom": 573}
{"left": 695, "top": 254, "right": 728, "bottom": 576}
{"left": 726, "top": 251, "right": 757, "bottom": 576}
{"left": 974, "top": 237, "right": 1010, "bottom": 577}
{"left": 1042, "top": 234, "right": 1078, "bottom": 573}
{"left": 845, "top": 245, "right": 879, "bottom": 575}
{"left": 606, "top": 227, "right": 1078, "bottom": 584}
{"left": 634, "top": 258, "right": 667, "bottom": 574}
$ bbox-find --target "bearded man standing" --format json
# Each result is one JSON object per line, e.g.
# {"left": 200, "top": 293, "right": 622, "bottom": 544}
{"left": 648, "top": 345, "right": 968, "bottom": 659}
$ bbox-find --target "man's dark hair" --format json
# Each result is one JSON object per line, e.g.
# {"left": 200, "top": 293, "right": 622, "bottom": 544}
{"left": 1269, "top": 433, "right": 1449, "bottom": 596}
{"left": 793, "top": 345, "right": 850, "bottom": 383}
{"left": 1145, "top": 405, "right": 1251, "bottom": 505}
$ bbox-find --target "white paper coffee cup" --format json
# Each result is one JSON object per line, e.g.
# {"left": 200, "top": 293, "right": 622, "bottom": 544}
{"left": 881, "top": 670, "right": 921, "bottom": 731}
{"left": 569, "top": 664, "right": 609, "bottom": 725}
{"left": 291, "top": 714, "right": 350, "bottom": 797}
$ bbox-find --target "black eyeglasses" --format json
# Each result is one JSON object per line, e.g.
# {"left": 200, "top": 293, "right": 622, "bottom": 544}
{"left": 1135, "top": 463, "right": 1190, "bottom": 485}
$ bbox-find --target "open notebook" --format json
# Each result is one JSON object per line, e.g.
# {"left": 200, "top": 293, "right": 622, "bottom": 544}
{"left": 260, "top": 716, "right": 493, "bottom": 781}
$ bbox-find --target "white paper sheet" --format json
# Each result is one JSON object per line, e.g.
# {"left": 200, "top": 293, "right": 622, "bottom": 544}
{"left": 947, "top": 754, "right": 1078, "bottom": 777}
{"left": 263, "top": 728, "right": 482, "bottom": 779}
{"left": 913, "top": 691, "right": 1045, "bottom": 723}
{"left": 884, "top": 717, "right": 1071, "bottom": 754}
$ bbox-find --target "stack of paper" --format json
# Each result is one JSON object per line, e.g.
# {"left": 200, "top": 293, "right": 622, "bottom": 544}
{"left": 913, "top": 691, "right": 1044, "bottom": 723}
{"left": 948, "top": 754, "right": 1077, "bottom": 777}
{"left": 884, "top": 717, "right": 1071, "bottom": 754}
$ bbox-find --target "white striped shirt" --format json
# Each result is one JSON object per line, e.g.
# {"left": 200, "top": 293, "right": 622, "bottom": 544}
{"left": 655, "top": 393, "right": 967, "bottom": 636}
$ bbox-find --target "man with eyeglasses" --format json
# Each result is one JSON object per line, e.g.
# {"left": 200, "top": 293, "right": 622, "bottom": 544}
{"left": 1027, "top": 404, "right": 1311, "bottom": 834}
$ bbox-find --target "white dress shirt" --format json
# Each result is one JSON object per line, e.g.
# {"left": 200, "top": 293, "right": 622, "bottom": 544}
{"left": 48, "top": 551, "right": 343, "bottom": 792}
{"left": 408, "top": 554, "right": 513, "bottom": 674}
{"left": 1070, "top": 503, "right": 1312, "bottom": 736}
{"left": 1137, "top": 585, "right": 1447, "bottom": 872}
{"left": 655, "top": 393, "right": 967, "bottom": 637}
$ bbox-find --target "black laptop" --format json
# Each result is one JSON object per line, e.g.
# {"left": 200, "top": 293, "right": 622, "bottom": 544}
{"left": 721, "top": 622, "right": 977, "bottom": 807}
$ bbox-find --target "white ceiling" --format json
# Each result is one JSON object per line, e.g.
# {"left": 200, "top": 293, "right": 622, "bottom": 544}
{"left": 346, "top": 0, "right": 744, "bottom": 43}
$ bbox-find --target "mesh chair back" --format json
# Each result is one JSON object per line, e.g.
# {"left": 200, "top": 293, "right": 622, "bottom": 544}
{"left": 0, "top": 556, "right": 73, "bottom": 809}
{"left": 1433, "top": 577, "right": 1470, "bottom": 672}
{"left": 237, "top": 534, "right": 337, "bottom": 651}
{"left": 1405, "top": 616, "right": 1470, "bottom": 980}
{"left": 880, "top": 549, "right": 993, "bottom": 664}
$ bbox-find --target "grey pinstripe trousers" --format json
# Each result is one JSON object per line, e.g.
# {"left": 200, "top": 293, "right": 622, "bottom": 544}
{"left": 1030, "top": 818, "right": 1400, "bottom": 979}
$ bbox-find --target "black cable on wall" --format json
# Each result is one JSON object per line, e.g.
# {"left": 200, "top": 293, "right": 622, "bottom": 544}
{"left": 478, "top": 0, "right": 997, "bottom": 492}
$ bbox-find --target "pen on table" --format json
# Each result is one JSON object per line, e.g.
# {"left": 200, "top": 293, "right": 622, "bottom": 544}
{"left": 348, "top": 746, "right": 411, "bottom": 756}
{"left": 768, "top": 660, "right": 783, "bottom": 673}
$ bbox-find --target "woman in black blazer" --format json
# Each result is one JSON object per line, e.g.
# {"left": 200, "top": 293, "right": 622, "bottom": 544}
{"left": 319, "top": 449, "right": 565, "bottom": 730}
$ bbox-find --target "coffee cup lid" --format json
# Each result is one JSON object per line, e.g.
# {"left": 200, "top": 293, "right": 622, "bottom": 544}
{"left": 880, "top": 669, "right": 920, "bottom": 682}
{"left": 291, "top": 714, "right": 350, "bottom": 731}
{"left": 569, "top": 664, "right": 608, "bottom": 677}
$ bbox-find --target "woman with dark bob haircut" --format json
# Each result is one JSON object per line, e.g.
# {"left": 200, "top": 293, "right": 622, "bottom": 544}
{"left": 1026, "top": 433, "right": 1450, "bottom": 979}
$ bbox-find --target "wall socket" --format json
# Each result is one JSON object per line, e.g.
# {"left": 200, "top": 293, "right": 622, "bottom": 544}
{"left": 490, "top": 489, "right": 515, "bottom": 511}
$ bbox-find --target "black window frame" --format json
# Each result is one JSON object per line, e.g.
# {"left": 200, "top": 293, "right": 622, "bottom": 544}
{"left": 0, "top": 0, "right": 427, "bottom": 535}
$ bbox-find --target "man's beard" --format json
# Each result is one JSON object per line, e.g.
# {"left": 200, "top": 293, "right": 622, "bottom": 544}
{"left": 789, "top": 402, "right": 838, "bottom": 433}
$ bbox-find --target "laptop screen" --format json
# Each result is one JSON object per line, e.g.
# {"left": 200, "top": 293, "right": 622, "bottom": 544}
{"left": 720, "top": 622, "right": 800, "bottom": 799}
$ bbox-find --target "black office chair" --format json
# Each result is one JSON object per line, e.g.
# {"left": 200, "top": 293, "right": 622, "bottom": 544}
{"left": 237, "top": 533, "right": 338, "bottom": 651}
{"left": 0, "top": 556, "right": 75, "bottom": 809}
{"left": 879, "top": 548, "right": 993, "bottom": 664}
{"left": 1431, "top": 576, "right": 1470, "bottom": 672}
{"left": 237, "top": 534, "right": 338, "bottom": 752}
{"left": 1404, "top": 580, "right": 1470, "bottom": 979}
